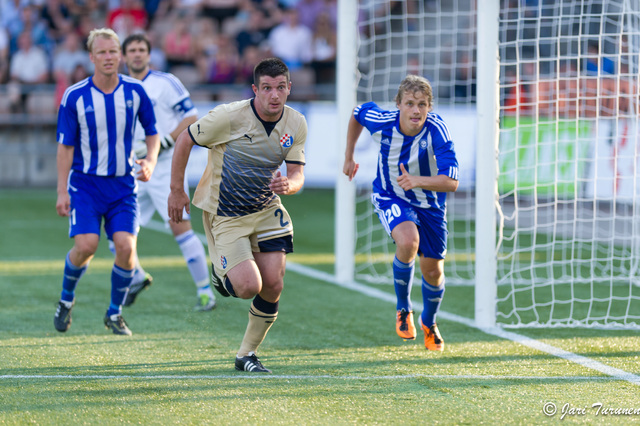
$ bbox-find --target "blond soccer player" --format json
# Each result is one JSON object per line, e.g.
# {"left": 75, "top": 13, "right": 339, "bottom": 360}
{"left": 54, "top": 28, "right": 159, "bottom": 336}
{"left": 343, "top": 75, "right": 459, "bottom": 351}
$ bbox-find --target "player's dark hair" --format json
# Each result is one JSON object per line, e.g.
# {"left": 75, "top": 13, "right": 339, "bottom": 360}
{"left": 253, "top": 58, "right": 290, "bottom": 85}
{"left": 395, "top": 75, "right": 434, "bottom": 111}
{"left": 122, "top": 33, "right": 151, "bottom": 54}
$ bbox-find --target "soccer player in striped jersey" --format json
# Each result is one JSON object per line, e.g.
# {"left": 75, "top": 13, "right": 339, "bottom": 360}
{"left": 119, "top": 33, "right": 216, "bottom": 311}
{"left": 54, "top": 28, "right": 160, "bottom": 336}
{"left": 168, "top": 58, "right": 307, "bottom": 372}
{"left": 343, "top": 75, "right": 459, "bottom": 351}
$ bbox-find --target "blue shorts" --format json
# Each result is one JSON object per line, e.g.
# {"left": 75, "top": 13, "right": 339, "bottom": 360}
{"left": 68, "top": 171, "right": 139, "bottom": 239}
{"left": 371, "top": 193, "right": 448, "bottom": 259}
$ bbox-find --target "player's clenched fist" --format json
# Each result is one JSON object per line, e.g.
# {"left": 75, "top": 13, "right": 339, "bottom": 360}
{"left": 269, "top": 171, "right": 291, "bottom": 194}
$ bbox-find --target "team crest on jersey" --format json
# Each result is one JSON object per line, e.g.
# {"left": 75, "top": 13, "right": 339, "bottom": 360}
{"left": 126, "top": 99, "right": 133, "bottom": 108}
{"left": 280, "top": 134, "right": 293, "bottom": 148}
{"left": 221, "top": 256, "right": 227, "bottom": 269}
{"left": 420, "top": 139, "right": 427, "bottom": 150}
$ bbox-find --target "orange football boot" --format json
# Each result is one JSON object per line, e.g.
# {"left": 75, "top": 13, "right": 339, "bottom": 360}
{"left": 396, "top": 309, "right": 417, "bottom": 340}
{"left": 419, "top": 316, "right": 444, "bottom": 351}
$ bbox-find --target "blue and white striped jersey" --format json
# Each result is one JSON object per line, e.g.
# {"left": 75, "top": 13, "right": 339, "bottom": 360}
{"left": 57, "top": 75, "right": 157, "bottom": 177}
{"left": 354, "top": 101, "right": 459, "bottom": 212}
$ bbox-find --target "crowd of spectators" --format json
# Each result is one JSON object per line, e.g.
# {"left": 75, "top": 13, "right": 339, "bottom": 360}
{"left": 0, "top": 0, "right": 338, "bottom": 113}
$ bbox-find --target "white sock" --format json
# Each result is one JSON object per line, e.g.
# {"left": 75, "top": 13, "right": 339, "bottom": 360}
{"left": 175, "top": 230, "right": 209, "bottom": 289}
{"left": 197, "top": 285, "right": 215, "bottom": 298}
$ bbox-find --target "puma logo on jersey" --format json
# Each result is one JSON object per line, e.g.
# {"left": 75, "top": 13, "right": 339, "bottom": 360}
{"left": 197, "top": 124, "right": 204, "bottom": 136}
{"left": 243, "top": 134, "right": 253, "bottom": 143}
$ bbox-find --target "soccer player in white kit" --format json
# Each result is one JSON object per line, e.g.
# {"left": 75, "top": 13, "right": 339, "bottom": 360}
{"left": 119, "top": 33, "right": 216, "bottom": 311}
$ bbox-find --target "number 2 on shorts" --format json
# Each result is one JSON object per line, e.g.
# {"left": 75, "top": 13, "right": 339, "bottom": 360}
{"left": 274, "top": 208, "right": 289, "bottom": 227}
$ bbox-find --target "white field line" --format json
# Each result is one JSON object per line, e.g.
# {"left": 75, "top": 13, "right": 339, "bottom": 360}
{"left": 141, "top": 221, "right": 640, "bottom": 385}
{"left": 286, "top": 263, "right": 640, "bottom": 386}
{"left": 0, "top": 374, "right": 617, "bottom": 381}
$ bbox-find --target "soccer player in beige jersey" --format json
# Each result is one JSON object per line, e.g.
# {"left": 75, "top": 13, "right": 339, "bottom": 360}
{"left": 168, "top": 58, "right": 306, "bottom": 373}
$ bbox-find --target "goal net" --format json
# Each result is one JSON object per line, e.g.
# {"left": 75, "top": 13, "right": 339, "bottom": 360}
{"left": 338, "top": 0, "right": 640, "bottom": 328}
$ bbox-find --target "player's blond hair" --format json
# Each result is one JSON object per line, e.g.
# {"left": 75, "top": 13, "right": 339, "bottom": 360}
{"left": 87, "top": 28, "right": 120, "bottom": 53}
{"left": 395, "top": 75, "right": 433, "bottom": 111}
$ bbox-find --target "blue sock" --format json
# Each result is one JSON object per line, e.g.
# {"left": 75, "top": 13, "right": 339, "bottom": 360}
{"left": 107, "top": 264, "right": 135, "bottom": 317}
{"left": 393, "top": 256, "right": 415, "bottom": 311}
{"left": 60, "top": 252, "right": 87, "bottom": 303}
{"left": 421, "top": 277, "right": 445, "bottom": 328}
{"left": 109, "top": 239, "right": 146, "bottom": 284}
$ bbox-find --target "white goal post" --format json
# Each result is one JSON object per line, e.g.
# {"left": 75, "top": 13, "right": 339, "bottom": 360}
{"left": 335, "top": 0, "right": 358, "bottom": 285}
{"left": 474, "top": 1, "right": 499, "bottom": 327}
{"left": 336, "top": 0, "right": 640, "bottom": 329}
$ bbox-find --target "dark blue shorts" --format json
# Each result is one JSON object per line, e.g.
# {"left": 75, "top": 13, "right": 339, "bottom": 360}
{"left": 67, "top": 171, "right": 139, "bottom": 239}
{"left": 372, "top": 193, "right": 448, "bottom": 259}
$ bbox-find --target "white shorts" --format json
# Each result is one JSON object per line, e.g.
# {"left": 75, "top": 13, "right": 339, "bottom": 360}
{"left": 137, "top": 152, "right": 190, "bottom": 226}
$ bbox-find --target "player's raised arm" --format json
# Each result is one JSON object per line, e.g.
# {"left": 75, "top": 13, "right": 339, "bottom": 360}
{"left": 168, "top": 129, "right": 194, "bottom": 223}
{"left": 343, "top": 113, "right": 364, "bottom": 181}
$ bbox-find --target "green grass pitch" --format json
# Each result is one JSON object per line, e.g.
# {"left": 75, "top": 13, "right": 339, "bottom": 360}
{"left": 1, "top": 188, "right": 639, "bottom": 424}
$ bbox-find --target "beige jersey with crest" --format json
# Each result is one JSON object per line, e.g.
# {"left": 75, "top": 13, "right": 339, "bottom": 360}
{"left": 188, "top": 99, "right": 307, "bottom": 217}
